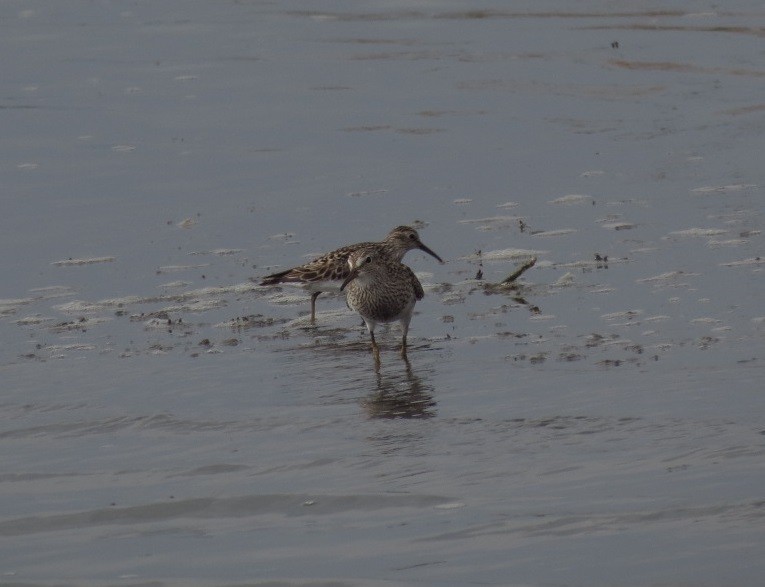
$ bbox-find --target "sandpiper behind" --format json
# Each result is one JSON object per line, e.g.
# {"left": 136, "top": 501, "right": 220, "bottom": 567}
{"left": 260, "top": 226, "right": 440, "bottom": 323}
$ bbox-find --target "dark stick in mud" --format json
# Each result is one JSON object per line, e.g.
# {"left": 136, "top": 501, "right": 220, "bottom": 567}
{"left": 499, "top": 257, "right": 536, "bottom": 285}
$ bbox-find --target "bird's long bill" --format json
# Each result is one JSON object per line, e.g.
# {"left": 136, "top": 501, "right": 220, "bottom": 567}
{"left": 418, "top": 241, "right": 444, "bottom": 264}
{"left": 340, "top": 269, "right": 359, "bottom": 291}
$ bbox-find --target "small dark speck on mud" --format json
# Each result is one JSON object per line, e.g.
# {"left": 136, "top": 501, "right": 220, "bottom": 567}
{"left": 497, "top": 331, "right": 526, "bottom": 339}
{"left": 611, "top": 40, "right": 619, "bottom": 49}
{"left": 598, "top": 359, "right": 623, "bottom": 367}
{"left": 475, "top": 269, "right": 483, "bottom": 280}
{"left": 199, "top": 339, "right": 212, "bottom": 347}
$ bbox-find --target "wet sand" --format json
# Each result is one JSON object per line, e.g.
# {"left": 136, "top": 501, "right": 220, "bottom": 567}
{"left": 1, "top": 2, "right": 764, "bottom": 586}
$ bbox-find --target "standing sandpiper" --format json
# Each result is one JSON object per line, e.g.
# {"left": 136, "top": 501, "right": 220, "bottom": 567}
{"left": 340, "top": 247, "right": 425, "bottom": 364}
{"left": 260, "top": 226, "right": 441, "bottom": 323}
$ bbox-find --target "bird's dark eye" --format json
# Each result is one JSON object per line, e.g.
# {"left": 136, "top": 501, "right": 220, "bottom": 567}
{"left": 365, "top": 256, "right": 372, "bottom": 264}
{"left": 408, "top": 233, "right": 416, "bottom": 239}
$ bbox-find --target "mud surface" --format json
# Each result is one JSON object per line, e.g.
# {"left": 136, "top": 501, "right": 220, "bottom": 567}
{"left": 1, "top": 2, "right": 764, "bottom": 586}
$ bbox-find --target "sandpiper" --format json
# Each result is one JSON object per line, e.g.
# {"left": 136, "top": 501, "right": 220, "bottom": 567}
{"left": 260, "top": 226, "right": 441, "bottom": 323}
{"left": 340, "top": 247, "right": 424, "bottom": 362}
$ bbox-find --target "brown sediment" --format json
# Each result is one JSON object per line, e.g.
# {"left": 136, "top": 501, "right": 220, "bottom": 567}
{"left": 608, "top": 59, "right": 765, "bottom": 78}
{"left": 584, "top": 24, "right": 765, "bottom": 38}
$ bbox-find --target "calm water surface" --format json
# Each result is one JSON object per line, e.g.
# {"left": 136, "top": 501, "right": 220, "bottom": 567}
{"left": 1, "top": 1, "right": 764, "bottom": 586}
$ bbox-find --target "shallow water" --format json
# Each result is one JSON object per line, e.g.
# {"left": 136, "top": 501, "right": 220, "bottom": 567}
{"left": 1, "top": 2, "right": 764, "bottom": 586}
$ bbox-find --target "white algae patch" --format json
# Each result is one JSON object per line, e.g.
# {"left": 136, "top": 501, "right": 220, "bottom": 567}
{"left": 691, "top": 317, "right": 722, "bottom": 325}
{"left": 549, "top": 194, "right": 593, "bottom": 205}
{"left": 28, "top": 285, "right": 76, "bottom": 299}
{"left": 143, "top": 318, "right": 174, "bottom": 329}
{"left": 190, "top": 249, "right": 244, "bottom": 256}
{"left": 14, "top": 315, "right": 55, "bottom": 325}
{"left": 531, "top": 229, "right": 578, "bottom": 237}
{"left": 49, "top": 317, "right": 112, "bottom": 331}
{"left": 50, "top": 283, "right": 258, "bottom": 314}
{"left": 265, "top": 292, "right": 317, "bottom": 306}
{"left": 637, "top": 271, "right": 700, "bottom": 284}
{"left": 601, "top": 310, "right": 643, "bottom": 321}
{"left": 691, "top": 184, "right": 757, "bottom": 194}
{"left": 666, "top": 228, "right": 727, "bottom": 238}
{"left": 601, "top": 222, "right": 636, "bottom": 230}
{"left": 434, "top": 502, "right": 466, "bottom": 510}
{"left": 462, "top": 248, "right": 546, "bottom": 262}
{"left": 720, "top": 257, "right": 765, "bottom": 267}
{"left": 162, "top": 299, "right": 228, "bottom": 313}
{"left": 54, "top": 298, "right": 142, "bottom": 313}
{"left": 707, "top": 238, "right": 748, "bottom": 247}
{"left": 458, "top": 216, "right": 523, "bottom": 230}
{"left": 52, "top": 257, "right": 115, "bottom": 266}
{"left": 0, "top": 297, "right": 34, "bottom": 308}
{"left": 47, "top": 343, "right": 98, "bottom": 352}
{"left": 157, "top": 264, "right": 209, "bottom": 273}
{"left": 645, "top": 315, "right": 672, "bottom": 322}
{"left": 268, "top": 233, "right": 297, "bottom": 241}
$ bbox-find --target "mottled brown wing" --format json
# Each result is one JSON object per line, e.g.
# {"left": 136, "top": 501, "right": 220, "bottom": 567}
{"left": 406, "top": 266, "right": 425, "bottom": 300}
{"left": 260, "top": 240, "right": 376, "bottom": 284}
{"left": 260, "top": 268, "right": 294, "bottom": 285}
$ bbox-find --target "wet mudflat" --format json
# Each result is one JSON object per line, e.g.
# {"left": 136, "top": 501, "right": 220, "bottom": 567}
{"left": 1, "top": 2, "right": 764, "bottom": 586}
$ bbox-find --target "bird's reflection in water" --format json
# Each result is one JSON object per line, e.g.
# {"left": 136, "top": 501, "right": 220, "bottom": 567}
{"left": 361, "top": 357, "right": 436, "bottom": 419}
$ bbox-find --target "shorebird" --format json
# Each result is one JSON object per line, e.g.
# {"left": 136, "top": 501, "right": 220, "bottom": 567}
{"left": 340, "top": 247, "right": 425, "bottom": 363}
{"left": 260, "top": 226, "right": 441, "bottom": 323}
